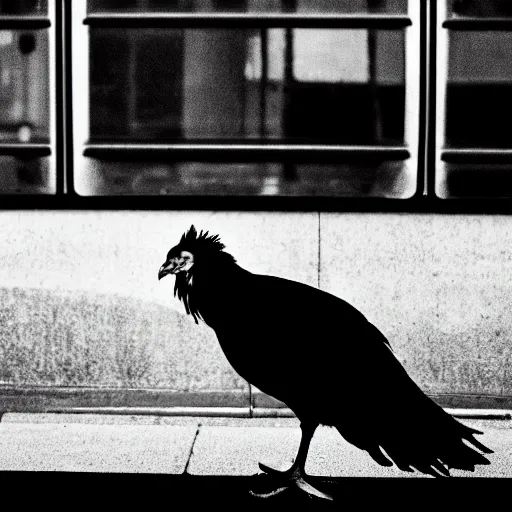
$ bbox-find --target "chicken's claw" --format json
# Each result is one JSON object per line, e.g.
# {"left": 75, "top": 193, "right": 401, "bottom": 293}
{"left": 257, "top": 462, "right": 294, "bottom": 477}
{"left": 250, "top": 463, "right": 333, "bottom": 501}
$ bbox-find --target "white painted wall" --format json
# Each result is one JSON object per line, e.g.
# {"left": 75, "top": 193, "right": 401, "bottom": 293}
{"left": 0, "top": 210, "right": 510, "bottom": 403}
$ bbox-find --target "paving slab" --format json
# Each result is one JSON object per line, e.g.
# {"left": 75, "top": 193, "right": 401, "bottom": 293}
{"left": 307, "top": 421, "right": 512, "bottom": 478}
{"left": 1, "top": 415, "right": 511, "bottom": 478}
{"left": 0, "top": 423, "right": 197, "bottom": 474}
{"left": 188, "top": 420, "right": 512, "bottom": 478}
{"left": 187, "top": 426, "right": 301, "bottom": 476}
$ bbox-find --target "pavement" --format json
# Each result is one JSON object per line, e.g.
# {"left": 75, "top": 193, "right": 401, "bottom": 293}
{"left": 1, "top": 411, "right": 511, "bottom": 509}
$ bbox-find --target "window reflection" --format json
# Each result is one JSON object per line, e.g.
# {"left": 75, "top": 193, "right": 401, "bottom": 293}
{"left": 446, "top": 31, "right": 512, "bottom": 148}
{"left": 0, "top": 0, "right": 47, "bottom": 15}
{"left": 0, "top": 30, "right": 49, "bottom": 143}
{"left": 450, "top": 0, "right": 512, "bottom": 17}
{"left": 88, "top": 0, "right": 407, "bottom": 14}
{"left": 78, "top": 159, "right": 414, "bottom": 198}
{"left": 0, "top": 156, "right": 53, "bottom": 193}
{"left": 439, "top": 164, "right": 512, "bottom": 199}
{"left": 89, "top": 28, "right": 405, "bottom": 144}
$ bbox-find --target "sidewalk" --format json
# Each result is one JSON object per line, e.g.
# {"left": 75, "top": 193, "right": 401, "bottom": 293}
{"left": 1, "top": 412, "right": 511, "bottom": 508}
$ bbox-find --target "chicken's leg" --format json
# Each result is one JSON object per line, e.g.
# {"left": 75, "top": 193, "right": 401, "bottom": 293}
{"left": 250, "top": 421, "right": 333, "bottom": 501}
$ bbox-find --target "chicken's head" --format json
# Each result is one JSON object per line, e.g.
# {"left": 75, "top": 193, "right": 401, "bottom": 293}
{"left": 158, "top": 248, "right": 194, "bottom": 280}
{"left": 158, "top": 225, "right": 229, "bottom": 281}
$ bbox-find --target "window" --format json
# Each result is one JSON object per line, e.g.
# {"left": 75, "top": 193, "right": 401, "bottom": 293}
{"left": 4, "top": 1, "right": 510, "bottom": 206}
{"left": 72, "top": 0, "right": 418, "bottom": 198}
{"left": 0, "top": 0, "right": 55, "bottom": 194}
{"left": 437, "top": 0, "right": 512, "bottom": 198}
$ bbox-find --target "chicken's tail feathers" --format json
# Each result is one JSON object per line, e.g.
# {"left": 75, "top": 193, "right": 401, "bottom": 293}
{"left": 462, "top": 428, "right": 494, "bottom": 455}
{"left": 422, "top": 418, "right": 493, "bottom": 472}
{"left": 335, "top": 414, "right": 493, "bottom": 478}
{"left": 442, "top": 439, "right": 492, "bottom": 472}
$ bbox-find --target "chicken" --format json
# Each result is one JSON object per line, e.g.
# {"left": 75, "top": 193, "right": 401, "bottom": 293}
{"left": 158, "top": 225, "right": 492, "bottom": 501}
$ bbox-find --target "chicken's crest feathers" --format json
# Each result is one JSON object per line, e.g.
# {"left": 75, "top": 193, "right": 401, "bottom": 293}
{"left": 177, "top": 225, "right": 233, "bottom": 261}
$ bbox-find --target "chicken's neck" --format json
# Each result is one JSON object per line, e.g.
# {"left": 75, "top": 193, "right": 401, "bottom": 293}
{"left": 175, "top": 254, "right": 248, "bottom": 325}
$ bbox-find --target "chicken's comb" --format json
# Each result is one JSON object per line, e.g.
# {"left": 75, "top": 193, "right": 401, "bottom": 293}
{"left": 180, "top": 225, "right": 225, "bottom": 252}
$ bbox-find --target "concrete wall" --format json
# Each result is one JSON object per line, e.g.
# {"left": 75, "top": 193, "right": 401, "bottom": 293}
{"left": 0, "top": 210, "right": 510, "bottom": 411}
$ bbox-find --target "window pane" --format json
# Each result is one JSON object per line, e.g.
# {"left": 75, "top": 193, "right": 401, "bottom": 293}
{"left": 0, "top": 0, "right": 47, "bottom": 15}
{"left": 88, "top": 0, "right": 407, "bottom": 14}
{"left": 446, "top": 31, "right": 512, "bottom": 148}
{"left": 438, "top": 164, "right": 512, "bottom": 199}
{"left": 0, "top": 156, "right": 54, "bottom": 193}
{"left": 76, "top": 159, "right": 415, "bottom": 198}
{"left": 448, "top": 0, "right": 512, "bottom": 17}
{"left": 0, "top": 30, "right": 50, "bottom": 143}
{"left": 89, "top": 28, "right": 405, "bottom": 145}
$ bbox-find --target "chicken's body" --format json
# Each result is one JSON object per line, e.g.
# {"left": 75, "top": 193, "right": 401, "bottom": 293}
{"left": 159, "top": 226, "right": 492, "bottom": 500}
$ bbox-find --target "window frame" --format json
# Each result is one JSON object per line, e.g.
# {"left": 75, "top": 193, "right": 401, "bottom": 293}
{"left": 0, "top": 0, "right": 58, "bottom": 194}
{"left": 3, "top": 0, "right": 512, "bottom": 213}
{"left": 70, "top": 0, "right": 424, "bottom": 207}
{"left": 435, "top": 0, "right": 512, "bottom": 200}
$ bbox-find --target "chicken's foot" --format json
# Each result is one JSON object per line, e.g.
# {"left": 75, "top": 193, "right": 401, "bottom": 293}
{"left": 249, "top": 422, "right": 333, "bottom": 501}
{"left": 250, "top": 462, "right": 333, "bottom": 500}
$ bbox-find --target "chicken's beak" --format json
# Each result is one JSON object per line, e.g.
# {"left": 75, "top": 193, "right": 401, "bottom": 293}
{"left": 158, "top": 261, "right": 175, "bottom": 280}
{"left": 159, "top": 254, "right": 193, "bottom": 280}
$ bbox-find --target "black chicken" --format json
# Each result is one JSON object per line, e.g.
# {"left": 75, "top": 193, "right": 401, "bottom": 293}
{"left": 158, "top": 226, "right": 492, "bottom": 500}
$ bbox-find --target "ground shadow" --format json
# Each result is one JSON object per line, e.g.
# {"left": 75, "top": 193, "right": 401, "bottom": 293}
{"left": 4, "top": 472, "right": 509, "bottom": 511}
